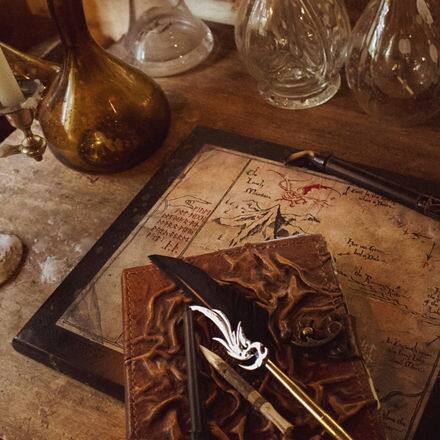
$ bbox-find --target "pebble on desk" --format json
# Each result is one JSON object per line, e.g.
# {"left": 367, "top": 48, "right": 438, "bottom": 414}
{"left": 0, "top": 232, "right": 23, "bottom": 285}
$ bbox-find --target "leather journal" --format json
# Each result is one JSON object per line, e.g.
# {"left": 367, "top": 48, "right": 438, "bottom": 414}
{"left": 122, "top": 234, "right": 385, "bottom": 439}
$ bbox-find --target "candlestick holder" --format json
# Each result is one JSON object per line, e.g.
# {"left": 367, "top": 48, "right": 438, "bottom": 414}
{"left": 0, "top": 79, "right": 47, "bottom": 161}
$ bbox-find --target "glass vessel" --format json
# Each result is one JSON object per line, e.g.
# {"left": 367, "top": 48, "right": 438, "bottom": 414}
{"left": 39, "top": 0, "right": 171, "bottom": 173}
{"left": 346, "top": 0, "right": 440, "bottom": 126}
{"left": 110, "top": 0, "right": 214, "bottom": 77}
{"left": 235, "top": 0, "right": 351, "bottom": 109}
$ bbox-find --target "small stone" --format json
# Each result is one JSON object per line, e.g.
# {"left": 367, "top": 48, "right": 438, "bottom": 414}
{"left": 0, "top": 233, "right": 23, "bottom": 285}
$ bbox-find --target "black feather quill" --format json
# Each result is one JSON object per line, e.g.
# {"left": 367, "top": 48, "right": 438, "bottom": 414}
{"left": 149, "top": 254, "right": 270, "bottom": 346}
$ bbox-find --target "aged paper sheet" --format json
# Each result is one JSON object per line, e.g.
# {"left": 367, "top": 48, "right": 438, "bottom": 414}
{"left": 58, "top": 145, "right": 439, "bottom": 439}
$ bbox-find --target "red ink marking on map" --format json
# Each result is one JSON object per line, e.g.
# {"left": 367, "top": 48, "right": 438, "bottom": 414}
{"left": 273, "top": 172, "right": 340, "bottom": 208}
{"left": 302, "top": 183, "right": 334, "bottom": 195}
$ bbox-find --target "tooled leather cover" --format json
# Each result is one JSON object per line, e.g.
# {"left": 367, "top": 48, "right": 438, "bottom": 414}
{"left": 122, "top": 234, "right": 386, "bottom": 440}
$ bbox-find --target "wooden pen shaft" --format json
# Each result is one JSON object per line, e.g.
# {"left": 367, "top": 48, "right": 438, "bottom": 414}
{"left": 253, "top": 398, "right": 294, "bottom": 436}
{"left": 221, "top": 368, "right": 293, "bottom": 436}
{"left": 200, "top": 345, "right": 294, "bottom": 437}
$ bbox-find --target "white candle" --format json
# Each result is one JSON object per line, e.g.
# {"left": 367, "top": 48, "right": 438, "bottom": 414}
{"left": 0, "top": 46, "right": 24, "bottom": 107}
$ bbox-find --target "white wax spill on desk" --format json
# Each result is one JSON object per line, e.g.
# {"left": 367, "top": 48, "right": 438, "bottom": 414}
{"left": 39, "top": 256, "right": 66, "bottom": 284}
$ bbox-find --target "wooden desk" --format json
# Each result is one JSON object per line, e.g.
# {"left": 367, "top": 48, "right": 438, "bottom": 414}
{"left": 0, "top": 23, "right": 439, "bottom": 440}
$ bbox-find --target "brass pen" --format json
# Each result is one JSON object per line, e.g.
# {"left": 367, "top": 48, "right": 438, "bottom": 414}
{"left": 265, "top": 359, "right": 351, "bottom": 440}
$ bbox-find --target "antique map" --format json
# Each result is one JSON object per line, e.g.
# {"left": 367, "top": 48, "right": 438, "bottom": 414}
{"left": 58, "top": 145, "right": 439, "bottom": 440}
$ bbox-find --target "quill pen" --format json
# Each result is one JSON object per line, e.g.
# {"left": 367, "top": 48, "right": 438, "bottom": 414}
{"left": 149, "top": 255, "right": 353, "bottom": 440}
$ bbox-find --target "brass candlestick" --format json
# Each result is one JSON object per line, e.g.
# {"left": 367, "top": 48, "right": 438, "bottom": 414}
{"left": 0, "top": 79, "right": 47, "bottom": 161}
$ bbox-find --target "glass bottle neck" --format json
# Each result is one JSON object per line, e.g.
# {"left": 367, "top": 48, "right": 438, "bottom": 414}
{"left": 378, "top": 0, "right": 417, "bottom": 15}
{"left": 377, "top": 0, "right": 422, "bottom": 26}
{"left": 47, "top": 0, "right": 93, "bottom": 50}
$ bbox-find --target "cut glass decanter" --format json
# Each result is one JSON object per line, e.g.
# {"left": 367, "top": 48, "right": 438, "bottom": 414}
{"left": 235, "top": 0, "right": 351, "bottom": 109}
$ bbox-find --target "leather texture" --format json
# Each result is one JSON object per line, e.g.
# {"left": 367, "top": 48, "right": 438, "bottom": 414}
{"left": 122, "top": 234, "right": 385, "bottom": 439}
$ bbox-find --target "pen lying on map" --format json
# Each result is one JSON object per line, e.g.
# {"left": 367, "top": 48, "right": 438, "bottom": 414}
{"left": 199, "top": 345, "right": 295, "bottom": 439}
{"left": 286, "top": 150, "right": 440, "bottom": 220}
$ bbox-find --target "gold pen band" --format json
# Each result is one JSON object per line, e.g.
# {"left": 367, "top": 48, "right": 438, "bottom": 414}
{"left": 265, "top": 359, "right": 353, "bottom": 440}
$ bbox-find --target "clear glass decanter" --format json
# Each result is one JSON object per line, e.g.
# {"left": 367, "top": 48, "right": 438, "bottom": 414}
{"left": 346, "top": 0, "right": 440, "bottom": 126}
{"left": 235, "top": 0, "right": 351, "bottom": 109}
{"left": 110, "top": 0, "right": 214, "bottom": 77}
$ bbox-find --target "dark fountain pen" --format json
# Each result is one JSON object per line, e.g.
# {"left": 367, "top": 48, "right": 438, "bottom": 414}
{"left": 286, "top": 150, "right": 440, "bottom": 220}
{"left": 183, "top": 307, "right": 210, "bottom": 440}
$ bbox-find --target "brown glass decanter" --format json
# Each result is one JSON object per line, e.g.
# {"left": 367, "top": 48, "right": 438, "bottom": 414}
{"left": 39, "top": 0, "right": 171, "bottom": 173}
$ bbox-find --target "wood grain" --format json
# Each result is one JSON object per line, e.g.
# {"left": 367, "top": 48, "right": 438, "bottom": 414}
{"left": 0, "top": 11, "right": 439, "bottom": 440}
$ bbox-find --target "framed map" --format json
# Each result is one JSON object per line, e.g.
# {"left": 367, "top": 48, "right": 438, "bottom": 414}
{"left": 14, "top": 127, "right": 440, "bottom": 439}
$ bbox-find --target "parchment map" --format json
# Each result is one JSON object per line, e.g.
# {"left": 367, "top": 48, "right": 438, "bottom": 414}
{"left": 58, "top": 145, "right": 440, "bottom": 440}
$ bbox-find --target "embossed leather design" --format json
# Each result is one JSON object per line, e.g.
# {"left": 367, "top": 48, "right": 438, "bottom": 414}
{"left": 122, "top": 234, "right": 385, "bottom": 439}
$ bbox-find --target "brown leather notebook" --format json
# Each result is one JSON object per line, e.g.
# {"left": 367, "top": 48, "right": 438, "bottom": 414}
{"left": 122, "top": 234, "right": 385, "bottom": 440}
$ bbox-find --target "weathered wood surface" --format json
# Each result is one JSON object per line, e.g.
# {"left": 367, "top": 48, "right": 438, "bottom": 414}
{"left": 1, "top": 16, "right": 439, "bottom": 440}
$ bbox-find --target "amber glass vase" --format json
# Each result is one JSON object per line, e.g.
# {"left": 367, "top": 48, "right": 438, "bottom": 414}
{"left": 39, "top": 0, "right": 171, "bottom": 173}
